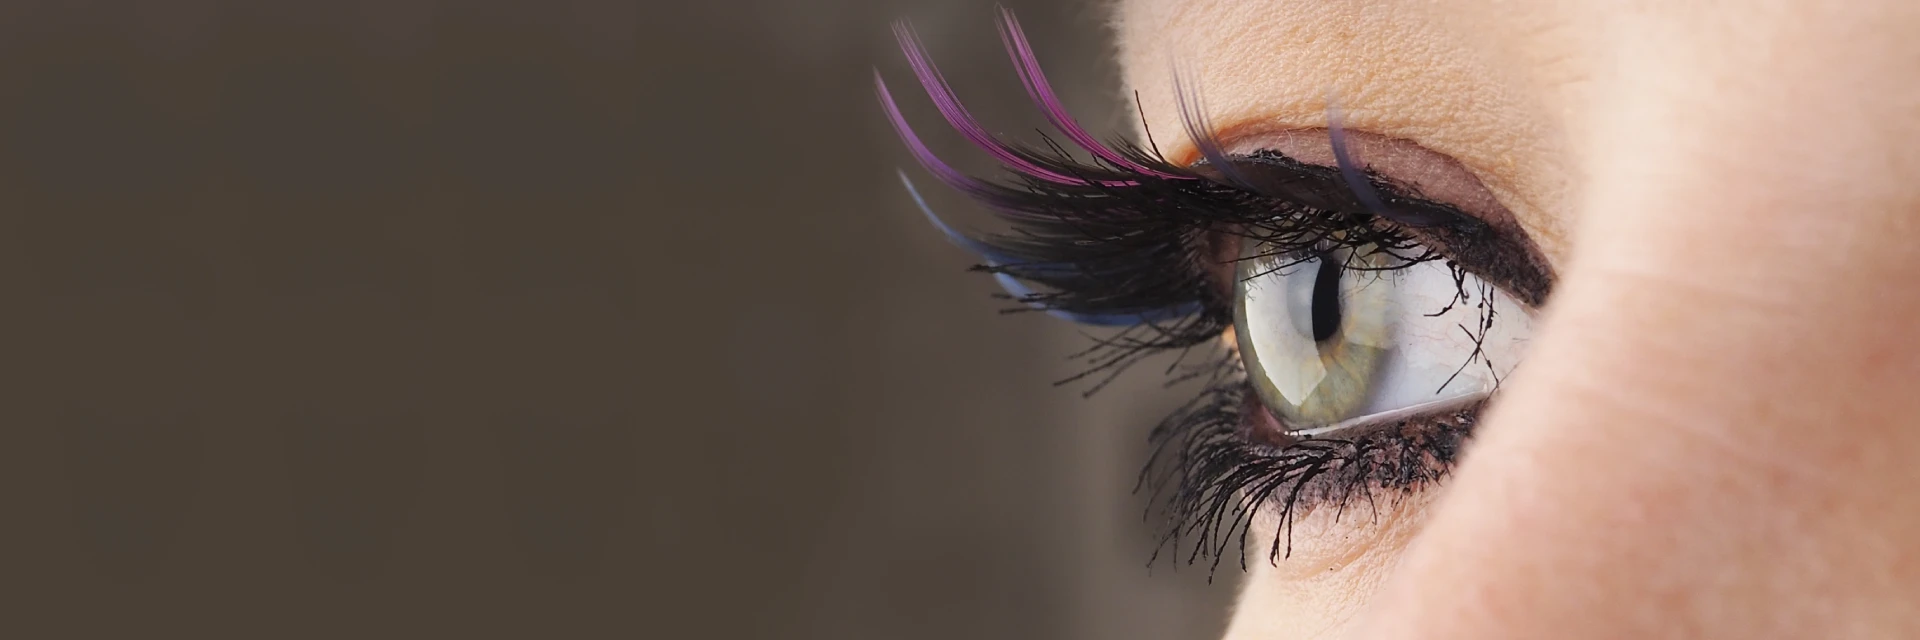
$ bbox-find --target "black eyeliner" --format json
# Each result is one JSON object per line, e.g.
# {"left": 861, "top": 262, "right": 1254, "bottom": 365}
{"left": 1220, "top": 150, "right": 1555, "bottom": 307}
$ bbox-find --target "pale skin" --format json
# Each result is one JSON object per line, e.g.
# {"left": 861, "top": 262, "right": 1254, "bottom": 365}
{"left": 1114, "top": 0, "right": 1920, "bottom": 637}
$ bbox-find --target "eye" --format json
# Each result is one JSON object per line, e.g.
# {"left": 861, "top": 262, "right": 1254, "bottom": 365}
{"left": 876, "top": 9, "right": 1559, "bottom": 570}
{"left": 1233, "top": 238, "right": 1533, "bottom": 436}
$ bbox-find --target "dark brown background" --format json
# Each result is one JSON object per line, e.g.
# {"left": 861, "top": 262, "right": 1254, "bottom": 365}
{"left": 0, "top": 1, "right": 1232, "bottom": 637}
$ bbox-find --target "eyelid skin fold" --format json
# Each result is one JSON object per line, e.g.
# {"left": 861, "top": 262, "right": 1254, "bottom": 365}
{"left": 1190, "top": 141, "right": 1554, "bottom": 308}
{"left": 1202, "top": 125, "right": 1557, "bottom": 306}
{"left": 1212, "top": 127, "right": 1522, "bottom": 236}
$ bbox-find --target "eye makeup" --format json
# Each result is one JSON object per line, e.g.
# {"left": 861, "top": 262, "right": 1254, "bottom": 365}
{"left": 881, "top": 9, "right": 1553, "bottom": 572}
{"left": 1208, "top": 150, "right": 1553, "bottom": 306}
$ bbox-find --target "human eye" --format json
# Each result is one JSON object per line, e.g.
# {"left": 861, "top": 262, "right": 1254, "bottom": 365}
{"left": 877, "top": 10, "right": 1552, "bottom": 568}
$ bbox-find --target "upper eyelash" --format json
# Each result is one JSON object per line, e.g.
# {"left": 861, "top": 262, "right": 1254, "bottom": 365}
{"left": 881, "top": 25, "right": 1443, "bottom": 389}
{"left": 881, "top": 10, "right": 1512, "bottom": 572}
{"left": 880, "top": 14, "right": 1471, "bottom": 315}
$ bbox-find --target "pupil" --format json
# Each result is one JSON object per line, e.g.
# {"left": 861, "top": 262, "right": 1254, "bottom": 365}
{"left": 1310, "top": 253, "right": 1342, "bottom": 342}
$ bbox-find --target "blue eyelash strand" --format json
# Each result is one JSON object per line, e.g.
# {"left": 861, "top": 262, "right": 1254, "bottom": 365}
{"left": 900, "top": 170, "right": 1201, "bottom": 327}
{"left": 1325, "top": 103, "right": 1393, "bottom": 218}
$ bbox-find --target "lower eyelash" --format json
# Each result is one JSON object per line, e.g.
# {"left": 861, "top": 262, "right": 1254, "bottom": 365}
{"left": 1141, "top": 356, "right": 1480, "bottom": 575}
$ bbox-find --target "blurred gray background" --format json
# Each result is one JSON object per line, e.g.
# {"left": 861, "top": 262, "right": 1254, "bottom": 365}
{"left": 0, "top": 1, "right": 1232, "bottom": 638}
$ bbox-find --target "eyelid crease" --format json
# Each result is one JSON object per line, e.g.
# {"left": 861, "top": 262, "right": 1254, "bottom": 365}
{"left": 1203, "top": 127, "right": 1558, "bottom": 308}
{"left": 1214, "top": 125, "right": 1523, "bottom": 233}
{"left": 1327, "top": 103, "right": 1413, "bottom": 225}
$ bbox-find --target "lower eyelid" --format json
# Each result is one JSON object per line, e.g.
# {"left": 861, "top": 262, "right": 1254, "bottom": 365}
{"left": 1247, "top": 392, "right": 1481, "bottom": 494}
{"left": 1160, "top": 377, "right": 1480, "bottom": 567}
{"left": 1225, "top": 322, "right": 1491, "bottom": 443}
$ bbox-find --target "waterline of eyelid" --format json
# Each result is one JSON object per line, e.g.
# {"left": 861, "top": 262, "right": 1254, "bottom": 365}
{"left": 1284, "top": 394, "right": 1486, "bottom": 438}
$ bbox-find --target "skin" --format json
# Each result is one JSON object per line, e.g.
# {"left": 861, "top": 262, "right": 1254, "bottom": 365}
{"left": 1114, "top": 0, "right": 1920, "bottom": 637}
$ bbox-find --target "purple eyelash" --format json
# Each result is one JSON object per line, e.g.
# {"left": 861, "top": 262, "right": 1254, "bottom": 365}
{"left": 891, "top": 22, "right": 1107, "bottom": 186}
{"left": 993, "top": 7, "right": 1188, "bottom": 181}
{"left": 874, "top": 69, "right": 988, "bottom": 195}
{"left": 1324, "top": 104, "right": 1457, "bottom": 228}
{"left": 877, "top": 14, "right": 1448, "bottom": 332}
{"left": 1324, "top": 103, "right": 1392, "bottom": 217}
{"left": 876, "top": 10, "right": 1216, "bottom": 192}
{"left": 878, "top": 11, "right": 1214, "bottom": 328}
{"left": 1173, "top": 65, "right": 1258, "bottom": 190}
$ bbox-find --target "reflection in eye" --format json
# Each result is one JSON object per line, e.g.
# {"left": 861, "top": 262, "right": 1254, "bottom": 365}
{"left": 1235, "top": 238, "right": 1531, "bottom": 434}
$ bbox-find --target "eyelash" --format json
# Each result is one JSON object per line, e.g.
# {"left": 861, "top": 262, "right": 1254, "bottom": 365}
{"left": 882, "top": 11, "right": 1504, "bottom": 574}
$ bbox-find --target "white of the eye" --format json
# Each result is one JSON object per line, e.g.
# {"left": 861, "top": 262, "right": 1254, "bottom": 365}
{"left": 1242, "top": 262, "right": 1327, "bottom": 406}
{"left": 1282, "top": 261, "right": 1319, "bottom": 341}
{"left": 1239, "top": 255, "right": 1533, "bottom": 426}
{"left": 1354, "top": 260, "right": 1532, "bottom": 417}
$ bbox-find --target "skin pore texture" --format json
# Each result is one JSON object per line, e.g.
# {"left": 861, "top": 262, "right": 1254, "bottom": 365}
{"left": 1115, "top": 0, "right": 1920, "bottom": 638}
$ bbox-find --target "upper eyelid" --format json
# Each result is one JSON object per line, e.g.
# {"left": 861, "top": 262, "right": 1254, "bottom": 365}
{"left": 1204, "top": 124, "right": 1561, "bottom": 297}
{"left": 877, "top": 10, "right": 1550, "bottom": 312}
{"left": 1210, "top": 126, "right": 1524, "bottom": 233}
{"left": 1201, "top": 143, "right": 1556, "bottom": 308}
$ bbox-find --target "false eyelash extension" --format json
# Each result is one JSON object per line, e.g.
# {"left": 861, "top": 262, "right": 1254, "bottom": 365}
{"left": 881, "top": 9, "right": 1498, "bottom": 571}
{"left": 881, "top": 13, "right": 1449, "bottom": 385}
